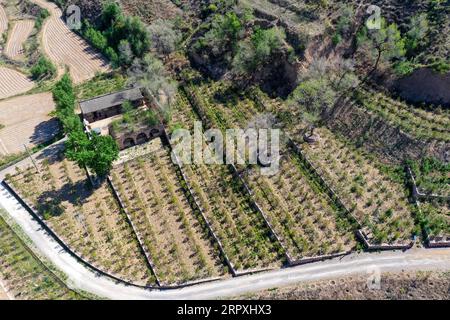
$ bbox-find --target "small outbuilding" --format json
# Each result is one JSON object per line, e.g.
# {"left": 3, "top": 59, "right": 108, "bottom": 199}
{"left": 80, "top": 88, "right": 145, "bottom": 123}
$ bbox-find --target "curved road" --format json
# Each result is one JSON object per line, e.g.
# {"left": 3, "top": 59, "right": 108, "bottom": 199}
{"left": 1, "top": 184, "right": 449, "bottom": 299}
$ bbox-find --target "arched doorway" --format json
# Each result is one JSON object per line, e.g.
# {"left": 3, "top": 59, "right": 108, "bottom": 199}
{"left": 149, "top": 128, "right": 160, "bottom": 138}
{"left": 123, "top": 138, "right": 135, "bottom": 149}
{"left": 136, "top": 133, "right": 148, "bottom": 145}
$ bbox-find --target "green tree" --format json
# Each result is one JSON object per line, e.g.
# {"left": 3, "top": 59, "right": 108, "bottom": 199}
{"left": 30, "top": 56, "right": 56, "bottom": 80}
{"left": 357, "top": 18, "right": 405, "bottom": 75}
{"left": 65, "top": 130, "right": 93, "bottom": 168}
{"left": 232, "top": 26, "right": 286, "bottom": 75}
{"left": 66, "top": 131, "right": 119, "bottom": 177}
{"left": 405, "top": 13, "right": 429, "bottom": 55}
{"left": 88, "top": 133, "right": 119, "bottom": 176}
{"left": 289, "top": 78, "right": 336, "bottom": 136}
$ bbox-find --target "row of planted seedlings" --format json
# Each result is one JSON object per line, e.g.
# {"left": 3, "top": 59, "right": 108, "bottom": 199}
{"left": 0, "top": 214, "right": 83, "bottom": 300}
{"left": 253, "top": 88, "right": 417, "bottom": 248}
{"left": 408, "top": 157, "right": 450, "bottom": 198}
{"left": 110, "top": 138, "right": 226, "bottom": 285}
{"left": 172, "top": 89, "right": 285, "bottom": 272}
{"left": 181, "top": 80, "right": 358, "bottom": 263}
{"left": 292, "top": 127, "right": 416, "bottom": 246}
{"left": 353, "top": 86, "right": 450, "bottom": 142}
{"left": 416, "top": 198, "right": 450, "bottom": 245}
{"left": 4, "top": 151, "right": 156, "bottom": 286}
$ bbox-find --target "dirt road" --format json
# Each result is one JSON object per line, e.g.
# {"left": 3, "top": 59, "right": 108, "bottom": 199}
{"left": 1, "top": 181, "right": 449, "bottom": 299}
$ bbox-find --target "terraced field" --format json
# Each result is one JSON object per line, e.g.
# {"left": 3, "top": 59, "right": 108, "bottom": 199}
{"left": 299, "top": 128, "right": 415, "bottom": 245}
{"left": 111, "top": 140, "right": 226, "bottom": 285}
{"left": 0, "top": 92, "right": 59, "bottom": 156}
{"left": 5, "top": 20, "right": 35, "bottom": 60}
{"left": 183, "top": 82, "right": 357, "bottom": 260}
{"left": 5, "top": 150, "right": 155, "bottom": 286}
{"left": 172, "top": 92, "right": 284, "bottom": 271}
{"left": 419, "top": 200, "right": 450, "bottom": 240}
{"left": 0, "top": 4, "right": 7, "bottom": 38}
{"left": 0, "top": 67, "right": 34, "bottom": 100}
{"left": 241, "top": 154, "right": 356, "bottom": 260}
{"left": 355, "top": 86, "right": 450, "bottom": 142}
{"left": 0, "top": 213, "right": 82, "bottom": 300}
{"left": 31, "top": 0, "right": 110, "bottom": 83}
{"left": 250, "top": 89, "right": 417, "bottom": 246}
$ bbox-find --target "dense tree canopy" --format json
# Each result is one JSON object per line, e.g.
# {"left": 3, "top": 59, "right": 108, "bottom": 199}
{"left": 82, "top": 2, "right": 150, "bottom": 67}
{"left": 232, "top": 27, "right": 286, "bottom": 75}
{"left": 53, "top": 73, "right": 119, "bottom": 177}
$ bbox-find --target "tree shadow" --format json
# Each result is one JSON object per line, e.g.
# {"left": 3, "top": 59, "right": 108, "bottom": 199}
{"left": 30, "top": 118, "right": 61, "bottom": 146}
{"left": 35, "top": 141, "right": 66, "bottom": 165}
{"left": 36, "top": 179, "right": 96, "bottom": 219}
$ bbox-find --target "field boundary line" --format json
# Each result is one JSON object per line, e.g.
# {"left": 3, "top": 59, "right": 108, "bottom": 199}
{"left": 406, "top": 167, "right": 450, "bottom": 248}
{"left": 106, "top": 176, "right": 162, "bottom": 287}
{"left": 0, "top": 209, "right": 84, "bottom": 298}
{"left": 2, "top": 179, "right": 229, "bottom": 290}
{"left": 162, "top": 131, "right": 237, "bottom": 276}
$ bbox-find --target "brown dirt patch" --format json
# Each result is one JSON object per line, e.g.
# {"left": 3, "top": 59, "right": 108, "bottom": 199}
{"left": 239, "top": 271, "right": 450, "bottom": 300}
{"left": 0, "top": 92, "right": 59, "bottom": 156}
{"left": 0, "top": 67, "right": 34, "bottom": 100}
{"left": 5, "top": 20, "right": 35, "bottom": 60}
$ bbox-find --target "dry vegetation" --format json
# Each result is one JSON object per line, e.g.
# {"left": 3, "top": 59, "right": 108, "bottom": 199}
{"left": 0, "top": 92, "right": 58, "bottom": 156}
{"left": 236, "top": 270, "right": 450, "bottom": 300}
{"left": 0, "top": 213, "right": 82, "bottom": 300}
{"left": 5, "top": 19, "right": 35, "bottom": 60}
{"left": 0, "top": 66, "right": 34, "bottom": 99}
{"left": 31, "top": 0, "right": 110, "bottom": 83}
{"left": 5, "top": 149, "right": 155, "bottom": 286}
{"left": 120, "top": 0, "right": 182, "bottom": 24}
{"left": 172, "top": 92, "right": 284, "bottom": 271}
{"left": 111, "top": 139, "right": 225, "bottom": 285}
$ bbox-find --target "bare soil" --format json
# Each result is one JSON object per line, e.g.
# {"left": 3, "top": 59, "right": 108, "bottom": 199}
{"left": 0, "top": 92, "right": 58, "bottom": 156}
{"left": 31, "top": 0, "right": 110, "bottom": 83}
{"left": 0, "top": 67, "right": 34, "bottom": 100}
{"left": 5, "top": 19, "right": 34, "bottom": 60}
{"left": 0, "top": 4, "right": 7, "bottom": 38}
{"left": 238, "top": 271, "right": 450, "bottom": 300}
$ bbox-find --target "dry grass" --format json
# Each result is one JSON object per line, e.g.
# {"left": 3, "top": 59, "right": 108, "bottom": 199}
{"left": 0, "top": 67, "right": 34, "bottom": 100}
{"left": 6, "top": 152, "right": 155, "bottom": 286}
{"left": 0, "top": 92, "right": 58, "bottom": 156}
{"left": 5, "top": 20, "right": 34, "bottom": 60}
{"left": 111, "top": 139, "right": 226, "bottom": 285}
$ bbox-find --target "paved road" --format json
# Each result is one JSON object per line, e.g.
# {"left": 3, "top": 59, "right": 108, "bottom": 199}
{"left": 1, "top": 184, "right": 449, "bottom": 300}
